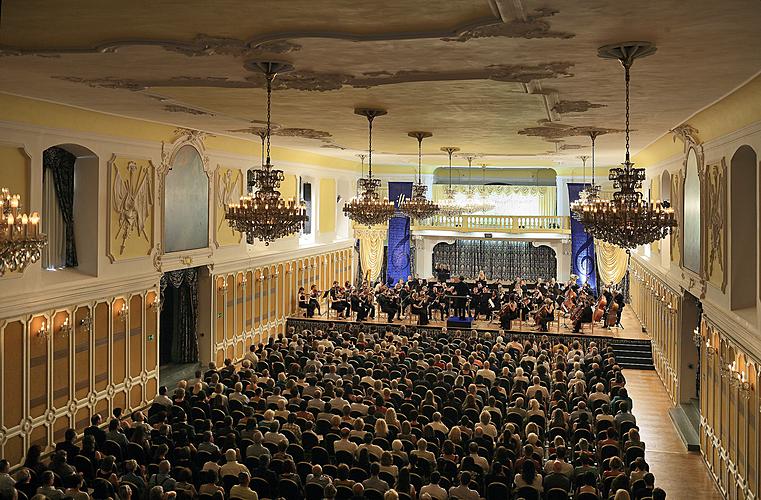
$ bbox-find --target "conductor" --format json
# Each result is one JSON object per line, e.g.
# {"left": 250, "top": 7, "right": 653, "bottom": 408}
{"left": 453, "top": 275, "right": 470, "bottom": 319}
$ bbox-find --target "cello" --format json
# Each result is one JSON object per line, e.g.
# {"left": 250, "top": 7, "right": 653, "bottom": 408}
{"left": 607, "top": 294, "right": 620, "bottom": 327}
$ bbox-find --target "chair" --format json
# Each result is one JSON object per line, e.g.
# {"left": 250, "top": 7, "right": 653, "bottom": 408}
{"left": 625, "top": 445, "right": 645, "bottom": 465}
{"left": 305, "top": 482, "right": 325, "bottom": 500}
{"left": 335, "top": 450, "right": 354, "bottom": 466}
{"left": 600, "top": 444, "right": 620, "bottom": 461}
{"left": 222, "top": 475, "right": 239, "bottom": 495}
{"left": 249, "top": 477, "right": 273, "bottom": 498}
{"left": 336, "top": 485, "right": 353, "bottom": 500}
{"left": 486, "top": 481, "right": 509, "bottom": 500}
{"left": 72, "top": 455, "right": 95, "bottom": 482}
{"left": 287, "top": 443, "right": 305, "bottom": 463}
{"left": 127, "top": 442, "right": 147, "bottom": 465}
{"left": 379, "top": 471, "right": 395, "bottom": 487}
{"left": 278, "top": 478, "right": 301, "bottom": 500}
{"left": 364, "top": 490, "right": 385, "bottom": 500}
{"left": 515, "top": 486, "right": 540, "bottom": 500}
{"left": 349, "top": 467, "right": 368, "bottom": 482}
{"left": 101, "top": 440, "right": 123, "bottom": 462}
{"left": 576, "top": 493, "right": 600, "bottom": 500}
{"left": 311, "top": 445, "right": 330, "bottom": 465}
{"left": 546, "top": 487, "right": 571, "bottom": 499}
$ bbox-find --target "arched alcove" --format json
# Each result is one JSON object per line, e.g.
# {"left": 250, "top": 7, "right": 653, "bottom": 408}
{"left": 164, "top": 144, "right": 209, "bottom": 253}
{"left": 683, "top": 148, "right": 702, "bottom": 273}
{"left": 730, "top": 145, "right": 757, "bottom": 310}
{"left": 42, "top": 143, "right": 99, "bottom": 276}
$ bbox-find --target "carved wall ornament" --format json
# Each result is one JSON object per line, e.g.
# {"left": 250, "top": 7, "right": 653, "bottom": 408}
{"left": 111, "top": 160, "right": 154, "bottom": 255}
{"left": 704, "top": 157, "right": 727, "bottom": 292}
{"left": 215, "top": 167, "right": 243, "bottom": 232}
{"left": 671, "top": 124, "right": 701, "bottom": 151}
{"left": 670, "top": 169, "right": 683, "bottom": 263}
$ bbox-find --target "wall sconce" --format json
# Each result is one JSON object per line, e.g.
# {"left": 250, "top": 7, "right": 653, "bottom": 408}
{"left": 149, "top": 296, "right": 161, "bottom": 311}
{"left": 728, "top": 361, "right": 751, "bottom": 397}
{"left": 692, "top": 327, "right": 701, "bottom": 349}
{"left": 705, "top": 338, "right": 716, "bottom": 359}
{"left": 58, "top": 317, "right": 71, "bottom": 338}
{"left": 79, "top": 315, "right": 93, "bottom": 331}
{"left": 218, "top": 281, "right": 228, "bottom": 293}
{"left": 238, "top": 276, "right": 248, "bottom": 287}
{"left": 117, "top": 303, "right": 129, "bottom": 323}
{"left": 36, "top": 320, "right": 49, "bottom": 343}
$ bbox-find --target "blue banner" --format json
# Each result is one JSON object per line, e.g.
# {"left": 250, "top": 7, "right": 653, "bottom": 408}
{"left": 386, "top": 182, "right": 413, "bottom": 285}
{"left": 567, "top": 183, "right": 597, "bottom": 291}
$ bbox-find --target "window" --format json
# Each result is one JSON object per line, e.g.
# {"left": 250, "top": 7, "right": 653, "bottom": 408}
{"left": 300, "top": 179, "right": 313, "bottom": 237}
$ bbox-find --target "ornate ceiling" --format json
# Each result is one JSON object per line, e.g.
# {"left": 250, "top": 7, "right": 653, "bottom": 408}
{"left": 1, "top": 0, "right": 759, "bottom": 170}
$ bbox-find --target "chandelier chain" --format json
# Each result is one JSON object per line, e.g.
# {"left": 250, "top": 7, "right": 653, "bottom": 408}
{"left": 368, "top": 115, "right": 374, "bottom": 178}
{"left": 266, "top": 73, "right": 273, "bottom": 165}
{"left": 624, "top": 62, "right": 631, "bottom": 163}
{"left": 417, "top": 136, "right": 423, "bottom": 184}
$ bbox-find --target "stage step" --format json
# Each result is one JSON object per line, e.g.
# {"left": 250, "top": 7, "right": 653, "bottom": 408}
{"left": 609, "top": 340, "right": 655, "bottom": 370}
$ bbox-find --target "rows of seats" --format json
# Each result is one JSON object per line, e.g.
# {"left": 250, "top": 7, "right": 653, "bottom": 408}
{"left": 0, "top": 324, "right": 667, "bottom": 500}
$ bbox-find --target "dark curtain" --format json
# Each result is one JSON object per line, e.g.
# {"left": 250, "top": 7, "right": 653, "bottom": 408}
{"left": 432, "top": 240, "right": 557, "bottom": 280}
{"left": 160, "top": 268, "right": 199, "bottom": 364}
{"left": 43, "top": 147, "right": 78, "bottom": 267}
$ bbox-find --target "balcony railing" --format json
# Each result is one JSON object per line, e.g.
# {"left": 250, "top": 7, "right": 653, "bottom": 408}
{"left": 412, "top": 214, "right": 570, "bottom": 234}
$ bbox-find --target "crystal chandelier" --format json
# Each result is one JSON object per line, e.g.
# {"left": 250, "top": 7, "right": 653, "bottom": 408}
{"left": 571, "top": 131, "right": 602, "bottom": 222}
{"left": 1, "top": 188, "right": 46, "bottom": 275}
{"left": 460, "top": 154, "right": 480, "bottom": 214}
{"left": 477, "top": 163, "right": 495, "bottom": 213}
{"left": 576, "top": 42, "right": 677, "bottom": 249}
{"left": 343, "top": 108, "right": 396, "bottom": 226}
{"left": 399, "top": 131, "right": 439, "bottom": 221}
{"left": 437, "top": 146, "right": 463, "bottom": 216}
{"left": 225, "top": 62, "right": 308, "bottom": 246}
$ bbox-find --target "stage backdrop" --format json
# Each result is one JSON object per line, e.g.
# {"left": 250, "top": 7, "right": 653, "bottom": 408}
{"left": 567, "top": 183, "right": 597, "bottom": 290}
{"left": 386, "top": 182, "right": 413, "bottom": 285}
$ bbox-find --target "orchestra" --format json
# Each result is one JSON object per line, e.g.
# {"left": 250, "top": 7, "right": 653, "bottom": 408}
{"left": 296, "top": 268, "right": 626, "bottom": 332}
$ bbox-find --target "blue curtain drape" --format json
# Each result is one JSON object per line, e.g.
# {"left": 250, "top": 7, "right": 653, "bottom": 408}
{"left": 386, "top": 182, "right": 413, "bottom": 285}
{"left": 567, "top": 183, "right": 597, "bottom": 291}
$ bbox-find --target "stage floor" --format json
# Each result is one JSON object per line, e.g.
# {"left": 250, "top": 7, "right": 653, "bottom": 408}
{"left": 305, "top": 305, "right": 648, "bottom": 341}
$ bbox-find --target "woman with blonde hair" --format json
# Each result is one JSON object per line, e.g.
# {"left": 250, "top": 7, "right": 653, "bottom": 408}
{"left": 448, "top": 425, "right": 462, "bottom": 446}
{"left": 375, "top": 418, "right": 389, "bottom": 439}
{"left": 385, "top": 407, "right": 400, "bottom": 428}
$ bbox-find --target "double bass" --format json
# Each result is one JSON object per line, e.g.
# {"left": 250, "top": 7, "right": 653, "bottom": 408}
{"left": 607, "top": 299, "right": 619, "bottom": 327}
{"left": 592, "top": 294, "right": 607, "bottom": 323}
{"left": 562, "top": 285, "right": 577, "bottom": 312}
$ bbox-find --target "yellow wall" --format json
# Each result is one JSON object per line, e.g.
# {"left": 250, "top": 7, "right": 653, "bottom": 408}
{"left": 280, "top": 174, "right": 297, "bottom": 200}
{"left": 319, "top": 179, "right": 336, "bottom": 233}
{"left": 0, "top": 145, "right": 29, "bottom": 202}
{"left": 635, "top": 74, "right": 761, "bottom": 168}
{"left": 212, "top": 247, "right": 353, "bottom": 365}
{"left": 0, "top": 289, "right": 159, "bottom": 466}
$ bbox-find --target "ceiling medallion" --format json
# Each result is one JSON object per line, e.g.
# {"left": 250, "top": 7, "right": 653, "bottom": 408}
{"left": 399, "top": 131, "right": 439, "bottom": 222}
{"left": 437, "top": 146, "right": 463, "bottom": 217}
{"left": 0, "top": 188, "right": 46, "bottom": 276}
{"left": 576, "top": 42, "right": 677, "bottom": 249}
{"left": 225, "top": 61, "right": 308, "bottom": 246}
{"left": 343, "top": 108, "right": 396, "bottom": 226}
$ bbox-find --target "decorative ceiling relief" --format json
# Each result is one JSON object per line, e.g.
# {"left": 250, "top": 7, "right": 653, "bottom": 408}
{"left": 518, "top": 124, "right": 622, "bottom": 140}
{"left": 704, "top": 157, "right": 727, "bottom": 292}
{"left": 552, "top": 100, "right": 606, "bottom": 114}
{"left": 163, "top": 104, "right": 214, "bottom": 116}
{"left": 107, "top": 157, "right": 155, "bottom": 262}
{"left": 442, "top": 8, "right": 574, "bottom": 41}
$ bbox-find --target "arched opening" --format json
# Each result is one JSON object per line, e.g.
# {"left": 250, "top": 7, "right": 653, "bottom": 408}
{"left": 661, "top": 170, "right": 672, "bottom": 266}
{"left": 683, "top": 148, "right": 702, "bottom": 273}
{"left": 164, "top": 145, "right": 209, "bottom": 253}
{"left": 42, "top": 144, "right": 99, "bottom": 276}
{"left": 730, "top": 145, "right": 757, "bottom": 311}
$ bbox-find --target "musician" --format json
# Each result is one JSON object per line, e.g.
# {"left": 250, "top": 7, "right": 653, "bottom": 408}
{"left": 377, "top": 289, "right": 400, "bottom": 323}
{"left": 499, "top": 294, "right": 518, "bottom": 330}
{"left": 428, "top": 285, "right": 448, "bottom": 321}
{"left": 476, "top": 270, "right": 488, "bottom": 287}
{"left": 452, "top": 276, "right": 470, "bottom": 319}
{"left": 298, "top": 287, "right": 315, "bottom": 317}
{"left": 519, "top": 296, "right": 533, "bottom": 321}
{"left": 572, "top": 293, "right": 594, "bottom": 333}
{"left": 309, "top": 284, "right": 322, "bottom": 316}
{"left": 350, "top": 289, "right": 372, "bottom": 322}
{"left": 409, "top": 291, "right": 430, "bottom": 326}
{"left": 535, "top": 298, "right": 555, "bottom": 332}
{"left": 435, "top": 263, "right": 451, "bottom": 282}
{"left": 329, "top": 281, "right": 349, "bottom": 318}
{"left": 613, "top": 290, "right": 625, "bottom": 327}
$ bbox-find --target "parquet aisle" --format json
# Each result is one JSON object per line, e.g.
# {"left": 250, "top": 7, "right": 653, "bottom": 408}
{"left": 623, "top": 370, "right": 724, "bottom": 499}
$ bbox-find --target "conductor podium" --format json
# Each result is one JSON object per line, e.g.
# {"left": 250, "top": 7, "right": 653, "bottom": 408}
{"left": 446, "top": 316, "right": 473, "bottom": 329}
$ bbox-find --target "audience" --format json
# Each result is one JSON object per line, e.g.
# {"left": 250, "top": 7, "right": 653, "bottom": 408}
{"left": 0, "top": 323, "right": 664, "bottom": 500}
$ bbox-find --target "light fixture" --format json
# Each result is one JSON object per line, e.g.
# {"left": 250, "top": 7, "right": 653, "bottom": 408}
{"left": 58, "top": 316, "right": 71, "bottom": 338}
{"left": 117, "top": 302, "right": 129, "bottom": 322}
{"left": 343, "top": 108, "right": 396, "bottom": 226}
{"left": 0, "top": 188, "right": 46, "bottom": 276}
{"left": 79, "top": 315, "right": 93, "bottom": 331}
{"left": 225, "top": 61, "right": 308, "bottom": 245}
{"left": 399, "top": 131, "right": 439, "bottom": 221}
{"left": 576, "top": 42, "right": 677, "bottom": 249}
{"left": 36, "top": 319, "right": 49, "bottom": 343}
{"left": 437, "top": 146, "right": 463, "bottom": 217}
{"left": 477, "top": 163, "right": 495, "bottom": 213}
{"left": 149, "top": 296, "right": 161, "bottom": 311}
{"left": 571, "top": 131, "right": 604, "bottom": 228}
{"left": 460, "top": 155, "right": 480, "bottom": 214}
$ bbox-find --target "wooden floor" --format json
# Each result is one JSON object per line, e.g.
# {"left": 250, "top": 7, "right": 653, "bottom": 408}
{"left": 319, "top": 303, "right": 649, "bottom": 340}
{"left": 624, "top": 369, "right": 723, "bottom": 499}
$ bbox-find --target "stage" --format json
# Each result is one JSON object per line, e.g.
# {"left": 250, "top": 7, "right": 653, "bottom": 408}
{"left": 293, "top": 305, "right": 648, "bottom": 341}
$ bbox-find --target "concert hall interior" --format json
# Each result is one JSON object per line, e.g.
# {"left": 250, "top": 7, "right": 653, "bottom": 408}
{"left": 0, "top": 2, "right": 760, "bottom": 499}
